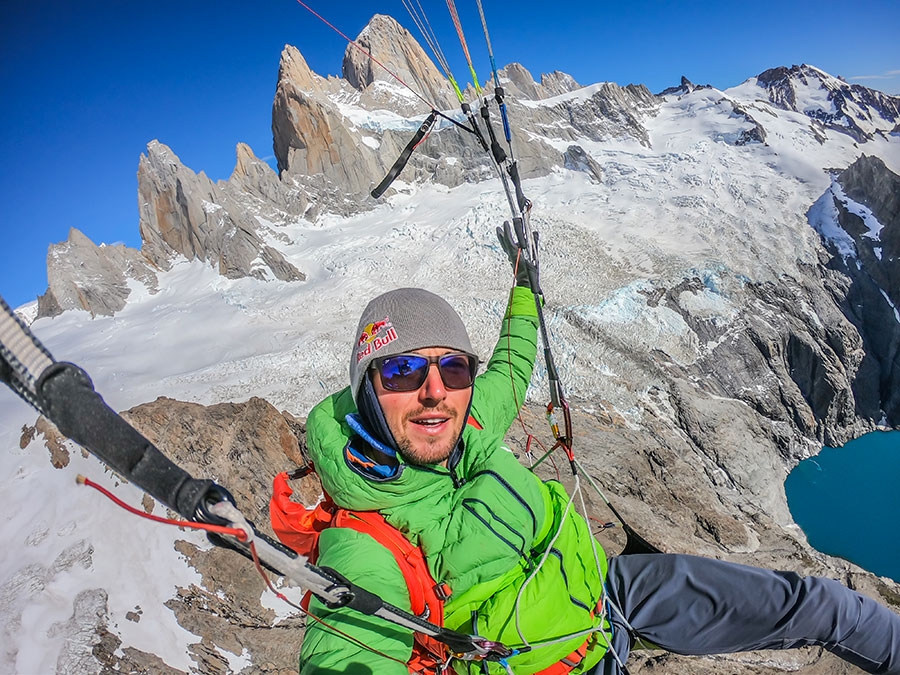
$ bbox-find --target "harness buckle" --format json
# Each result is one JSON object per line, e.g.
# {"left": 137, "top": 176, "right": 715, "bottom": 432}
{"left": 434, "top": 582, "right": 453, "bottom": 601}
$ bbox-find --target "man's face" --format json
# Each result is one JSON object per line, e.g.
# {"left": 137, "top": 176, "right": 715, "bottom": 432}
{"left": 372, "top": 347, "right": 472, "bottom": 466}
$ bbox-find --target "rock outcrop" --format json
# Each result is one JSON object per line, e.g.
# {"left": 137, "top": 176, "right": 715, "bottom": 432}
{"left": 120, "top": 396, "right": 312, "bottom": 519}
{"left": 837, "top": 156, "right": 900, "bottom": 294}
{"left": 138, "top": 141, "right": 305, "bottom": 283}
{"left": 119, "top": 397, "right": 312, "bottom": 673}
{"left": 563, "top": 144, "right": 604, "bottom": 182}
{"left": 657, "top": 75, "right": 714, "bottom": 97}
{"left": 37, "top": 228, "right": 158, "bottom": 318}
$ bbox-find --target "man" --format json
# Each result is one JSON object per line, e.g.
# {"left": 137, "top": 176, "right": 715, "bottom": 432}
{"left": 296, "top": 233, "right": 900, "bottom": 674}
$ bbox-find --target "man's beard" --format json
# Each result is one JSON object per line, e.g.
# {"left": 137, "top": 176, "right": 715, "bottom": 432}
{"left": 397, "top": 436, "right": 458, "bottom": 466}
{"left": 396, "top": 406, "right": 464, "bottom": 466}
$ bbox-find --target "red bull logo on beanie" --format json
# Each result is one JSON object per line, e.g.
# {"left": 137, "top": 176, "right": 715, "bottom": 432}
{"left": 358, "top": 319, "right": 389, "bottom": 346}
{"left": 356, "top": 318, "right": 398, "bottom": 362}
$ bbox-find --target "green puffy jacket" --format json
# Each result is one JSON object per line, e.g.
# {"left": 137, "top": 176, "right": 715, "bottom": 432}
{"left": 299, "top": 288, "right": 610, "bottom": 674}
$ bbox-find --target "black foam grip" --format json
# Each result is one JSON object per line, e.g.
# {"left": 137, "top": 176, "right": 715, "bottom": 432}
{"left": 36, "top": 362, "right": 209, "bottom": 519}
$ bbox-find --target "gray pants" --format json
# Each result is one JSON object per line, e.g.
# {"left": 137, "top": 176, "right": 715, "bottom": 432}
{"left": 594, "top": 553, "right": 900, "bottom": 674}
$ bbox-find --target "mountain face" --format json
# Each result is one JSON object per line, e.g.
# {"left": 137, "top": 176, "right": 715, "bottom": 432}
{"left": 341, "top": 14, "right": 455, "bottom": 111}
{"left": 811, "top": 155, "right": 900, "bottom": 420}
{"left": 36, "top": 140, "right": 307, "bottom": 319}
{"left": 137, "top": 140, "right": 305, "bottom": 284}
{"left": 9, "top": 11, "right": 900, "bottom": 675}
{"left": 757, "top": 64, "right": 900, "bottom": 142}
{"left": 37, "top": 228, "right": 159, "bottom": 317}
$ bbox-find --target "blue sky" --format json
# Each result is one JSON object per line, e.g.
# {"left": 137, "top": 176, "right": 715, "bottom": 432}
{"left": 2, "top": 0, "right": 898, "bottom": 309}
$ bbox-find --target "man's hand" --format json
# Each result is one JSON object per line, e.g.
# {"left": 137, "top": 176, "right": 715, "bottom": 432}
{"left": 496, "top": 219, "right": 539, "bottom": 290}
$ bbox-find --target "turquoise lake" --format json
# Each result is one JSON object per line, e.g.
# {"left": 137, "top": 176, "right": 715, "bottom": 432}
{"left": 784, "top": 430, "right": 900, "bottom": 583}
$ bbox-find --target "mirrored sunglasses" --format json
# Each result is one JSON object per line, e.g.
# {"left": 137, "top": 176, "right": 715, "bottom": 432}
{"left": 372, "top": 353, "right": 478, "bottom": 392}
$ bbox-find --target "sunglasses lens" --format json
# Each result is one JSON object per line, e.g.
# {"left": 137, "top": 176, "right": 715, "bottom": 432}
{"left": 438, "top": 354, "right": 476, "bottom": 389}
{"left": 379, "top": 355, "right": 429, "bottom": 391}
{"left": 377, "top": 353, "right": 477, "bottom": 392}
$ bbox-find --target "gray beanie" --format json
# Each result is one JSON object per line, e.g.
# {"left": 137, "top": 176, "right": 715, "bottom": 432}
{"left": 349, "top": 288, "right": 476, "bottom": 402}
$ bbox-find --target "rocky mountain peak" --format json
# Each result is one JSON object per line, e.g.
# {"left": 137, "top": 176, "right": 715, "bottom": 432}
{"left": 33, "top": 21, "right": 900, "bottom": 328}
{"left": 231, "top": 142, "right": 264, "bottom": 180}
{"left": 497, "top": 63, "right": 582, "bottom": 101}
{"left": 756, "top": 64, "right": 900, "bottom": 142}
{"left": 757, "top": 63, "right": 827, "bottom": 89}
{"left": 275, "top": 44, "right": 322, "bottom": 94}
{"left": 657, "top": 75, "right": 713, "bottom": 97}
{"left": 341, "top": 14, "right": 453, "bottom": 111}
{"left": 501, "top": 63, "right": 542, "bottom": 99}
{"left": 539, "top": 70, "right": 581, "bottom": 97}
{"left": 757, "top": 64, "right": 829, "bottom": 110}
{"left": 138, "top": 140, "right": 305, "bottom": 283}
{"left": 228, "top": 142, "right": 310, "bottom": 218}
{"left": 37, "top": 228, "right": 158, "bottom": 318}
{"left": 272, "top": 44, "right": 381, "bottom": 195}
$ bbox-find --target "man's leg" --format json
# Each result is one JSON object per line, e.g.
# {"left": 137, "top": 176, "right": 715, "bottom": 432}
{"left": 596, "top": 553, "right": 900, "bottom": 674}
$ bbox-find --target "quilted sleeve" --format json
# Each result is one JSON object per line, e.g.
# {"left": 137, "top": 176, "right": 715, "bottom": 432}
{"left": 299, "top": 527, "right": 413, "bottom": 674}
{"left": 469, "top": 286, "right": 539, "bottom": 435}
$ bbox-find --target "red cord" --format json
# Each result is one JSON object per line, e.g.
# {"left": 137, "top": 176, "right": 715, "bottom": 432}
{"left": 413, "top": 128, "right": 433, "bottom": 151}
{"left": 78, "top": 475, "right": 415, "bottom": 667}
{"left": 77, "top": 475, "right": 249, "bottom": 542}
{"left": 445, "top": 0, "right": 476, "bottom": 73}
{"left": 505, "top": 256, "right": 560, "bottom": 479}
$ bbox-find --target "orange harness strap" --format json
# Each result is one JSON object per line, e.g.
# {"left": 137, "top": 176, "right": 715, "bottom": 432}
{"left": 270, "top": 471, "right": 449, "bottom": 673}
{"left": 533, "top": 638, "right": 590, "bottom": 674}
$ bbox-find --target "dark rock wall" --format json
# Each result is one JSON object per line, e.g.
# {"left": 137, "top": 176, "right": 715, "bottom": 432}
{"left": 820, "top": 156, "right": 900, "bottom": 423}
